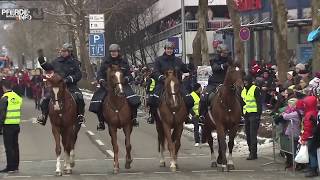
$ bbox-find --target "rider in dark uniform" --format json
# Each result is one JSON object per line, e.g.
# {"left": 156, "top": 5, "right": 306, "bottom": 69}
{"left": 36, "top": 43, "right": 85, "bottom": 125}
{"left": 89, "top": 44, "right": 141, "bottom": 130}
{"left": 199, "top": 44, "right": 231, "bottom": 120}
{"left": 148, "top": 42, "right": 194, "bottom": 113}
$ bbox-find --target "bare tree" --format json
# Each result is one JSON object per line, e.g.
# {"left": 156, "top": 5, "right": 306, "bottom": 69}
{"left": 271, "top": 0, "right": 289, "bottom": 83}
{"left": 227, "top": 0, "right": 244, "bottom": 66}
{"left": 312, "top": 0, "right": 320, "bottom": 73}
{"left": 192, "top": 0, "right": 209, "bottom": 66}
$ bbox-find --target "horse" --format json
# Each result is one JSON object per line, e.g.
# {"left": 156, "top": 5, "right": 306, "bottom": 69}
{"left": 202, "top": 61, "right": 243, "bottom": 172}
{"left": 102, "top": 64, "right": 133, "bottom": 174}
{"left": 155, "top": 69, "right": 188, "bottom": 172}
{"left": 46, "top": 72, "right": 81, "bottom": 176}
{"left": 32, "top": 82, "right": 42, "bottom": 110}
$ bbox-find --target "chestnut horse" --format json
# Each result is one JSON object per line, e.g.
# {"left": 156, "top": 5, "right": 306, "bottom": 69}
{"left": 102, "top": 64, "right": 133, "bottom": 174}
{"left": 202, "top": 61, "right": 243, "bottom": 172}
{"left": 46, "top": 72, "right": 81, "bottom": 176}
{"left": 156, "top": 69, "right": 188, "bottom": 172}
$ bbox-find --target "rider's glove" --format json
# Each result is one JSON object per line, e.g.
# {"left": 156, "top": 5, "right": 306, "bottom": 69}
{"left": 158, "top": 75, "right": 165, "bottom": 82}
{"left": 98, "top": 79, "right": 106, "bottom": 86}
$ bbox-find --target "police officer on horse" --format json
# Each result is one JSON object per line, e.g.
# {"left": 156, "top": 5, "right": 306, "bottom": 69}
{"left": 199, "top": 44, "right": 231, "bottom": 120}
{"left": 36, "top": 43, "right": 85, "bottom": 125}
{"left": 148, "top": 42, "right": 194, "bottom": 114}
{"left": 89, "top": 44, "right": 141, "bottom": 130}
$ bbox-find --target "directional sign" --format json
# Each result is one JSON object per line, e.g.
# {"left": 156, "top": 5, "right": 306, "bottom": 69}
{"left": 89, "top": 14, "right": 104, "bottom": 22}
{"left": 89, "top": 34, "right": 105, "bottom": 57}
{"left": 89, "top": 21, "right": 105, "bottom": 30}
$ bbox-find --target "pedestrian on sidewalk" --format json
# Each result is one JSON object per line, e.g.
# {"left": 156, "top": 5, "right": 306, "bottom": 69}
{"left": 190, "top": 83, "right": 202, "bottom": 147}
{"left": 241, "top": 74, "right": 262, "bottom": 160}
{"left": 0, "top": 80, "right": 23, "bottom": 173}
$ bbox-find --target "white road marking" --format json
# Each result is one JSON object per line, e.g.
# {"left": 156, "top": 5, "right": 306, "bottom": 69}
{"left": 120, "top": 172, "right": 144, "bottom": 175}
{"left": 154, "top": 171, "right": 181, "bottom": 174}
{"left": 80, "top": 173, "right": 107, "bottom": 176}
{"left": 96, "top": 139, "right": 105, "bottom": 146}
{"left": 87, "top": 130, "right": 95, "bottom": 136}
{"left": 4, "top": 176, "right": 31, "bottom": 178}
{"left": 42, "top": 175, "right": 54, "bottom": 177}
{"left": 106, "top": 150, "right": 115, "bottom": 158}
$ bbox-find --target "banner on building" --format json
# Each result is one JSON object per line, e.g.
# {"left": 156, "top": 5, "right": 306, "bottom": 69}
{"left": 235, "top": 0, "right": 262, "bottom": 12}
{"left": 197, "top": 66, "right": 212, "bottom": 88}
{"left": 0, "top": 8, "right": 44, "bottom": 20}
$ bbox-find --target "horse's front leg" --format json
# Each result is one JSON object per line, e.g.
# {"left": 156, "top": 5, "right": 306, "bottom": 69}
{"left": 108, "top": 126, "right": 119, "bottom": 174}
{"left": 227, "top": 127, "right": 238, "bottom": 170}
{"left": 216, "top": 127, "right": 227, "bottom": 172}
{"left": 52, "top": 126, "right": 62, "bottom": 176}
{"left": 173, "top": 123, "right": 184, "bottom": 169}
{"left": 162, "top": 122, "right": 176, "bottom": 172}
{"left": 123, "top": 125, "right": 133, "bottom": 169}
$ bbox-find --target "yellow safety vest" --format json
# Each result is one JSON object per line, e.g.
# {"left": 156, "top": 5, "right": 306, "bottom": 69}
{"left": 2, "top": 91, "right": 23, "bottom": 125}
{"left": 190, "top": 91, "right": 200, "bottom": 116}
{"left": 149, "top": 78, "right": 156, "bottom": 92}
{"left": 241, "top": 85, "right": 258, "bottom": 114}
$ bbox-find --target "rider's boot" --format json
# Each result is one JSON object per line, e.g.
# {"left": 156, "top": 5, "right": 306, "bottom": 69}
{"left": 132, "top": 108, "right": 139, "bottom": 127}
{"left": 36, "top": 98, "right": 50, "bottom": 126}
{"left": 97, "top": 113, "right": 105, "bottom": 131}
{"left": 77, "top": 98, "right": 86, "bottom": 125}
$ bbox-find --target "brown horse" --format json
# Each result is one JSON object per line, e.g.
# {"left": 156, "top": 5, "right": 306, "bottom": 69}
{"left": 156, "top": 69, "right": 188, "bottom": 172}
{"left": 102, "top": 64, "right": 133, "bottom": 174}
{"left": 202, "top": 61, "right": 243, "bottom": 172}
{"left": 46, "top": 72, "right": 81, "bottom": 176}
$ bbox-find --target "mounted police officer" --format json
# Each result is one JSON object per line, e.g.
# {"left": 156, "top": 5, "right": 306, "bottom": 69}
{"left": 199, "top": 44, "right": 231, "bottom": 120}
{"left": 36, "top": 43, "right": 85, "bottom": 126}
{"left": 89, "top": 44, "right": 141, "bottom": 130}
{"left": 148, "top": 42, "right": 194, "bottom": 114}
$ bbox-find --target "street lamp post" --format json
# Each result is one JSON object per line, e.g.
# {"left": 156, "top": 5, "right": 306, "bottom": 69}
{"left": 181, "top": 0, "right": 186, "bottom": 63}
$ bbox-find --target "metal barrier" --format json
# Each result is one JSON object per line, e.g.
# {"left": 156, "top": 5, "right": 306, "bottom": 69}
{"left": 263, "top": 118, "right": 296, "bottom": 173}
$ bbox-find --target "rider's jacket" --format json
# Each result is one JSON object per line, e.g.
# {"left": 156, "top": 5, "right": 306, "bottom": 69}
{"left": 208, "top": 54, "right": 231, "bottom": 85}
{"left": 38, "top": 56, "right": 82, "bottom": 87}
{"left": 153, "top": 53, "right": 189, "bottom": 81}
{"left": 97, "top": 55, "right": 133, "bottom": 82}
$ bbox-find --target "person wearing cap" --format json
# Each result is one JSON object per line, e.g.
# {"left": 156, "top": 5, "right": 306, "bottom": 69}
{"left": 36, "top": 43, "right": 85, "bottom": 126}
{"left": 148, "top": 41, "right": 194, "bottom": 113}
{"left": 190, "top": 83, "right": 202, "bottom": 147}
{"left": 89, "top": 44, "right": 141, "bottom": 130}
{"left": 283, "top": 71, "right": 294, "bottom": 89}
{"left": 199, "top": 44, "right": 231, "bottom": 121}
{"left": 241, "top": 74, "right": 262, "bottom": 160}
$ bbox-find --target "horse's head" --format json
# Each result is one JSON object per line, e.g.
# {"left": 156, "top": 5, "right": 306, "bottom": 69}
{"left": 46, "top": 72, "right": 66, "bottom": 111}
{"left": 107, "top": 64, "right": 125, "bottom": 96}
{"left": 164, "top": 69, "right": 181, "bottom": 108}
{"left": 224, "top": 61, "right": 244, "bottom": 91}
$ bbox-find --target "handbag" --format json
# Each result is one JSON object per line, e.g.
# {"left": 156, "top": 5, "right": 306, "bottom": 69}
{"left": 295, "top": 144, "right": 309, "bottom": 164}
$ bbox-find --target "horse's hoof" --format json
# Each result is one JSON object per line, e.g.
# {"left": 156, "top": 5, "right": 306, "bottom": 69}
{"left": 65, "top": 169, "right": 72, "bottom": 174}
{"left": 211, "top": 162, "right": 217, "bottom": 168}
{"left": 227, "top": 164, "right": 235, "bottom": 170}
{"left": 160, "top": 161, "right": 166, "bottom": 167}
{"left": 125, "top": 160, "right": 132, "bottom": 169}
{"left": 217, "top": 166, "right": 225, "bottom": 172}
{"left": 56, "top": 171, "right": 62, "bottom": 176}
{"left": 170, "top": 166, "right": 177, "bottom": 172}
{"left": 113, "top": 168, "right": 119, "bottom": 174}
{"left": 70, "top": 162, "right": 75, "bottom": 168}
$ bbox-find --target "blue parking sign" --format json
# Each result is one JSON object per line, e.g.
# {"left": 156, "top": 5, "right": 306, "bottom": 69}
{"left": 89, "top": 33, "right": 105, "bottom": 57}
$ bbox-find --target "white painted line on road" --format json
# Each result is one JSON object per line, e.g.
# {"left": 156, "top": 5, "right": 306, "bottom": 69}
{"left": 154, "top": 171, "right": 181, "bottom": 174}
{"left": 21, "top": 160, "right": 33, "bottom": 163}
{"left": 120, "top": 172, "right": 144, "bottom": 175}
{"left": 80, "top": 173, "right": 107, "bottom": 176}
{"left": 42, "top": 175, "right": 54, "bottom": 177}
{"left": 75, "top": 158, "right": 98, "bottom": 162}
{"left": 230, "top": 169, "right": 255, "bottom": 172}
{"left": 4, "top": 176, "right": 31, "bottom": 178}
{"left": 96, "top": 139, "right": 105, "bottom": 146}
{"left": 87, "top": 130, "right": 95, "bottom": 136}
{"left": 106, "top": 150, "right": 115, "bottom": 158}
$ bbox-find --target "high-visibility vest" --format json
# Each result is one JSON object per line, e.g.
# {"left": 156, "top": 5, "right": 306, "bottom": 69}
{"left": 241, "top": 85, "right": 258, "bottom": 114}
{"left": 2, "top": 91, "right": 23, "bottom": 125}
{"left": 149, "top": 78, "right": 156, "bottom": 92}
{"left": 190, "top": 91, "right": 200, "bottom": 116}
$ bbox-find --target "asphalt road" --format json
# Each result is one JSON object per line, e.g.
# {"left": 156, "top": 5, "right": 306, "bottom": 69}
{"left": 0, "top": 98, "right": 309, "bottom": 179}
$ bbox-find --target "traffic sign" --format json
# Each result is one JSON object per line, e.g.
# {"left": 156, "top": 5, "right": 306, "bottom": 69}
{"left": 239, "top": 27, "right": 250, "bottom": 41}
{"left": 89, "top": 21, "right": 105, "bottom": 30}
{"left": 89, "top": 34, "right": 105, "bottom": 57}
{"left": 90, "top": 29, "right": 105, "bottom": 34}
{"left": 89, "top": 14, "right": 104, "bottom": 22}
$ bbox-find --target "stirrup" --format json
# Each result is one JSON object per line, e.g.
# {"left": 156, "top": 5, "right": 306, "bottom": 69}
{"left": 36, "top": 115, "right": 46, "bottom": 126}
{"left": 97, "top": 122, "right": 105, "bottom": 131}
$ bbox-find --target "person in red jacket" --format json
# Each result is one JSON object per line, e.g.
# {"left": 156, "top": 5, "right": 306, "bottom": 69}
{"left": 297, "top": 96, "right": 319, "bottom": 177}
